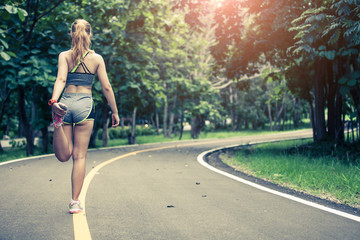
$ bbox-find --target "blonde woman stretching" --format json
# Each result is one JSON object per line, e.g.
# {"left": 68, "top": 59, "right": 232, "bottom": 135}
{"left": 49, "top": 19, "right": 120, "bottom": 214}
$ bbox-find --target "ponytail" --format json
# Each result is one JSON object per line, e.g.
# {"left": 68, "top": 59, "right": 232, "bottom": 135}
{"left": 70, "top": 19, "right": 94, "bottom": 66}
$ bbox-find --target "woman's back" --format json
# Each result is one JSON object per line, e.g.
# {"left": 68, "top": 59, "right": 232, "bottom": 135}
{"left": 63, "top": 50, "right": 102, "bottom": 93}
{"left": 64, "top": 50, "right": 100, "bottom": 74}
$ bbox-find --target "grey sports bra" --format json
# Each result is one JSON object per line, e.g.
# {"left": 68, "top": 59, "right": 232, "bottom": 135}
{"left": 66, "top": 51, "right": 95, "bottom": 87}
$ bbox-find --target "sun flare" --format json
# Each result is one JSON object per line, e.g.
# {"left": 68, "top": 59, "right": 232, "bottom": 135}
{"left": 210, "top": 0, "right": 225, "bottom": 8}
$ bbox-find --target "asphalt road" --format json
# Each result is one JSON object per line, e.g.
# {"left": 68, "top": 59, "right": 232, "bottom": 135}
{"left": 0, "top": 130, "right": 359, "bottom": 240}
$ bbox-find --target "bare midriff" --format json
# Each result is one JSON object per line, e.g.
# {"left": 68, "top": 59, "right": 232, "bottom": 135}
{"left": 64, "top": 85, "right": 92, "bottom": 94}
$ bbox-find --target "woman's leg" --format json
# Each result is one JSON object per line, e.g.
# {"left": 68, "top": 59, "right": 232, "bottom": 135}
{"left": 53, "top": 124, "right": 73, "bottom": 162}
{"left": 71, "top": 120, "right": 94, "bottom": 201}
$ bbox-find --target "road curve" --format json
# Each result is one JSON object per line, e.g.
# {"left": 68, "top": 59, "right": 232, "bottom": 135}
{"left": 0, "top": 129, "right": 359, "bottom": 240}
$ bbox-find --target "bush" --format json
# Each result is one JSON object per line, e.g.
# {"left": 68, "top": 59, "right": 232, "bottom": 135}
{"left": 98, "top": 125, "right": 158, "bottom": 140}
{"left": 136, "top": 125, "right": 157, "bottom": 136}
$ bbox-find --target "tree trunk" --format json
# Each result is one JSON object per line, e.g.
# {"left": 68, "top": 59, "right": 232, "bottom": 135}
{"left": 236, "top": 114, "right": 242, "bottom": 130}
{"left": 275, "top": 95, "right": 285, "bottom": 131}
{"left": 349, "top": 56, "right": 360, "bottom": 117}
{"left": 334, "top": 91, "right": 344, "bottom": 145}
{"left": 351, "top": 121, "right": 354, "bottom": 143}
{"left": 327, "top": 60, "right": 336, "bottom": 140}
{"left": 229, "top": 86, "right": 236, "bottom": 131}
{"left": 0, "top": 91, "right": 11, "bottom": 135}
{"left": 89, "top": 128, "right": 99, "bottom": 148}
{"left": 179, "top": 99, "right": 184, "bottom": 140}
{"left": 102, "top": 105, "right": 110, "bottom": 147}
{"left": 6, "top": 115, "right": 10, "bottom": 136}
{"left": 307, "top": 98, "right": 316, "bottom": 140}
{"left": 244, "top": 119, "right": 249, "bottom": 130}
{"left": 314, "top": 59, "right": 327, "bottom": 141}
{"left": 267, "top": 103, "right": 273, "bottom": 131}
{"left": 333, "top": 57, "right": 346, "bottom": 145}
{"left": 252, "top": 121, "right": 258, "bottom": 130}
{"left": 282, "top": 104, "right": 286, "bottom": 131}
{"left": 0, "top": 92, "right": 11, "bottom": 153}
{"left": 155, "top": 107, "right": 160, "bottom": 134}
{"left": 18, "top": 87, "right": 34, "bottom": 156}
{"left": 128, "top": 106, "right": 137, "bottom": 145}
{"left": 120, "top": 116, "right": 125, "bottom": 131}
{"left": 163, "top": 98, "right": 168, "bottom": 137}
{"left": 168, "top": 112, "right": 175, "bottom": 137}
{"left": 191, "top": 115, "right": 202, "bottom": 139}
{"left": 167, "top": 95, "right": 177, "bottom": 137}
{"left": 293, "top": 98, "right": 300, "bottom": 128}
{"left": 89, "top": 103, "right": 101, "bottom": 148}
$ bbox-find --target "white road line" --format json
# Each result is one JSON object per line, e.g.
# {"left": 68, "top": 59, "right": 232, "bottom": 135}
{"left": 197, "top": 146, "right": 360, "bottom": 223}
{"left": 0, "top": 153, "right": 55, "bottom": 166}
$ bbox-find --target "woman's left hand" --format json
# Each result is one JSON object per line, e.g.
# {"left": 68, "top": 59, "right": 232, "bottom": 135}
{"left": 52, "top": 102, "right": 67, "bottom": 117}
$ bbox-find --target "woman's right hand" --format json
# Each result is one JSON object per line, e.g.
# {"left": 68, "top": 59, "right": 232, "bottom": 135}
{"left": 52, "top": 103, "right": 67, "bottom": 117}
{"left": 111, "top": 113, "right": 120, "bottom": 127}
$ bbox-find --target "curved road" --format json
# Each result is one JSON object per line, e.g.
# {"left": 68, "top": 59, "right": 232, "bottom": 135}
{"left": 0, "top": 130, "right": 359, "bottom": 240}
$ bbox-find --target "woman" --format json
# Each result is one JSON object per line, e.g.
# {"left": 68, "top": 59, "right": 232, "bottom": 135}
{"left": 49, "top": 19, "right": 120, "bottom": 214}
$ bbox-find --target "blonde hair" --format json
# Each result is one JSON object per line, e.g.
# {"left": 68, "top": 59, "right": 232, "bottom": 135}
{"left": 71, "top": 19, "right": 94, "bottom": 66}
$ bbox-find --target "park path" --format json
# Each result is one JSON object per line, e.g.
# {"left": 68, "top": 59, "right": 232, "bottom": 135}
{"left": 0, "top": 129, "right": 359, "bottom": 240}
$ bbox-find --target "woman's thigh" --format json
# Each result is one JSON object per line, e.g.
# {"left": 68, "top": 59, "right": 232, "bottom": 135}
{"left": 63, "top": 124, "right": 74, "bottom": 144}
{"left": 72, "top": 120, "right": 94, "bottom": 160}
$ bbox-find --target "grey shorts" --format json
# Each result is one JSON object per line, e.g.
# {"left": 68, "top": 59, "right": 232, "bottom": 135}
{"left": 60, "top": 92, "right": 95, "bottom": 125}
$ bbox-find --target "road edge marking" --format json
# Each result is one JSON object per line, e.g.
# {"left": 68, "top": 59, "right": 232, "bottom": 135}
{"left": 196, "top": 145, "right": 360, "bottom": 223}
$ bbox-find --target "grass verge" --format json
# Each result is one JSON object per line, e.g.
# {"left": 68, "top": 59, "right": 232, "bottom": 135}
{"left": 0, "top": 147, "right": 45, "bottom": 163}
{"left": 0, "top": 130, "right": 274, "bottom": 163}
{"left": 94, "top": 129, "right": 277, "bottom": 147}
{"left": 221, "top": 139, "right": 360, "bottom": 209}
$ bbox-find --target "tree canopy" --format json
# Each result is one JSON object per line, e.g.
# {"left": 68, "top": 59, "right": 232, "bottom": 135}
{"left": 0, "top": 0, "right": 359, "bottom": 155}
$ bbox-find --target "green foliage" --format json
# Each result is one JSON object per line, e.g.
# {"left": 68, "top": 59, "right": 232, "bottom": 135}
{"left": 0, "top": 0, "right": 332, "bottom": 154}
{"left": 0, "top": 3, "right": 28, "bottom": 61}
{"left": 289, "top": 1, "right": 360, "bottom": 59}
{"left": 287, "top": 0, "right": 360, "bottom": 144}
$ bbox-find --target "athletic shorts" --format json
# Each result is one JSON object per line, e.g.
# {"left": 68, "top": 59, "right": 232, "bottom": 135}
{"left": 60, "top": 92, "right": 95, "bottom": 125}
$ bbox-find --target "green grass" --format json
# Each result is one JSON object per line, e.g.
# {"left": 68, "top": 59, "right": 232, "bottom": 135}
{"left": 0, "top": 147, "right": 46, "bottom": 163}
{"left": 221, "top": 139, "right": 360, "bottom": 208}
{"left": 94, "top": 130, "right": 279, "bottom": 147}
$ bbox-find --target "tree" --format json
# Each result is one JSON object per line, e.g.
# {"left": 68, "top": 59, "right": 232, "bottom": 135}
{"left": 289, "top": 0, "right": 360, "bottom": 143}
{"left": 1, "top": 1, "right": 68, "bottom": 155}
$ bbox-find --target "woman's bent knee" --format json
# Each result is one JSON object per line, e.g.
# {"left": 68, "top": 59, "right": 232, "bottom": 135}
{"left": 55, "top": 153, "right": 71, "bottom": 162}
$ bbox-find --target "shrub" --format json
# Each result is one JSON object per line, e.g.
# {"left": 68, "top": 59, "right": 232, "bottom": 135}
{"left": 98, "top": 125, "right": 158, "bottom": 140}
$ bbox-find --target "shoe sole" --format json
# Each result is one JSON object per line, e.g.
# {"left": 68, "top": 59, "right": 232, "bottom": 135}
{"left": 69, "top": 209, "right": 83, "bottom": 214}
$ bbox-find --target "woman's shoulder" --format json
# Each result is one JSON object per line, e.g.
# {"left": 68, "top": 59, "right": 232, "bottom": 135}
{"left": 59, "top": 50, "right": 72, "bottom": 56}
{"left": 58, "top": 50, "right": 72, "bottom": 61}
{"left": 89, "top": 52, "right": 103, "bottom": 60}
{"left": 88, "top": 52, "right": 105, "bottom": 65}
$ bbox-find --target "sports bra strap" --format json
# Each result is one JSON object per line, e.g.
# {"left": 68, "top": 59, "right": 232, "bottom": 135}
{"left": 71, "top": 51, "right": 89, "bottom": 73}
{"left": 80, "top": 61, "right": 91, "bottom": 74}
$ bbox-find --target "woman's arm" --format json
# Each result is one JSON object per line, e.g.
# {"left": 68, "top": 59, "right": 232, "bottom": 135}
{"left": 51, "top": 52, "right": 68, "bottom": 116}
{"left": 96, "top": 55, "right": 120, "bottom": 127}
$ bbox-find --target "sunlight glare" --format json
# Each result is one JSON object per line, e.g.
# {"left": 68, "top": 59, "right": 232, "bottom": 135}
{"left": 210, "top": 0, "right": 225, "bottom": 8}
